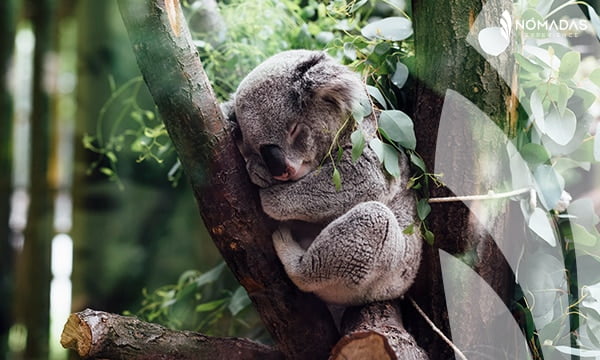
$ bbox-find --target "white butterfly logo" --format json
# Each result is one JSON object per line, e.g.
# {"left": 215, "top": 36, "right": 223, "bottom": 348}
{"left": 478, "top": 10, "right": 512, "bottom": 56}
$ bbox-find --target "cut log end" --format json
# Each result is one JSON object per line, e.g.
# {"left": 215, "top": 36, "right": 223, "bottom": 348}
{"left": 330, "top": 331, "right": 394, "bottom": 360}
{"left": 60, "top": 313, "right": 92, "bottom": 357}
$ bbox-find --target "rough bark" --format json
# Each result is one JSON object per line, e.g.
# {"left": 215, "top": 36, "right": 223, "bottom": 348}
{"left": 409, "top": 0, "right": 515, "bottom": 358}
{"left": 116, "top": 1, "right": 338, "bottom": 358}
{"left": 14, "top": 0, "right": 57, "bottom": 358}
{"left": 0, "top": 0, "right": 18, "bottom": 358}
{"left": 60, "top": 309, "right": 282, "bottom": 360}
{"left": 331, "top": 302, "right": 428, "bottom": 360}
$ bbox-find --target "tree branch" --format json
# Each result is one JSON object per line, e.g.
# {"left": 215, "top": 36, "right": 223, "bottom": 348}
{"left": 331, "top": 302, "right": 429, "bottom": 360}
{"left": 60, "top": 309, "right": 282, "bottom": 360}
{"left": 116, "top": 0, "right": 338, "bottom": 358}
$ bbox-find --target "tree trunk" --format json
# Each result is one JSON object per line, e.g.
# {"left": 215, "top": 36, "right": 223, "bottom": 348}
{"left": 13, "top": 0, "right": 57, "bottom": 358}
{"left": 409, "top": 0, "right": 515, "bottom": 358}
{"left": 0, "top": 0, "right": 19, "bottom": 358}
{"left": 116, "top": 1, "right": 339, "bottom": 359}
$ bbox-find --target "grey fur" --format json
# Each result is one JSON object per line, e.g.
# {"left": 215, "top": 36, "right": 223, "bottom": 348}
{"left": 226, "top": 50, "right": 422, "bottom": 305}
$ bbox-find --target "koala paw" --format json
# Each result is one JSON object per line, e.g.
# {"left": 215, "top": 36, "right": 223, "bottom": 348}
{"left": 272, "top": 226, "right": 294, "bottom": 254}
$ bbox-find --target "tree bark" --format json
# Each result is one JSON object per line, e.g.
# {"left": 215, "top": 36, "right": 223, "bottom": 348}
{"left": 0, "top": 0, "right": 19, "bottom": 358}
{"left": 60, "top": 309, "right": 282, "bottom": 360}
{"left": 14, "top": 0, "right": 57, "bottom": 358}
{"left": 331, "top": 302, "right": 428, "bottom": 360}
{"left": 409, "top": 0, "right": 515, "bottom": 358}
{"left": 116, "top": 1, "right": 339, "bottom": 359}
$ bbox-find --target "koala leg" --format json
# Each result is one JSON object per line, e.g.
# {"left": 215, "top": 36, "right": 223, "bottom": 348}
{"left": 273, "top": 201, "right": 421, "bottom": 305}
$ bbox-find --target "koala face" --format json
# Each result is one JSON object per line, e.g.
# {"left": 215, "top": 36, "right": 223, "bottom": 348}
{"left": 232, "top": 50, "right": 365, "bottom": 188}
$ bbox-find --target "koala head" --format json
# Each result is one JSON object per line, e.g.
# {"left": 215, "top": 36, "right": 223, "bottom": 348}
{"left": 229, "top": 50, "right": 365, "bottom": 188}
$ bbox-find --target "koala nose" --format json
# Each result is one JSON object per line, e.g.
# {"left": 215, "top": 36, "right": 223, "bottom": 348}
{"left": 260, "top": 144, "right": 288, "bottom": 177}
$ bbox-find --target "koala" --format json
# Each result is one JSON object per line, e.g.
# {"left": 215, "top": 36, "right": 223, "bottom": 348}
{"left": 225, "top": 50, "right": 422, "bottom": 305}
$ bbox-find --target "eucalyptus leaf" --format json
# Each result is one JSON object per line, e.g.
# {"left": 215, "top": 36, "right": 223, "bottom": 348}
{"left": 195, "top": 262, "right": 225, "bottom": 287}
{"left": 367, "top": 85, "right": 387, "bottom": 109}
{"left": 530, "top": 89, "right": 545, "bottom": 132}
{"left": 573, "top": 88, "right": 596, "bottom": 112}
{"left": 332, "top": 167, "right": 342, "bottom": 191}
{"left": 391, "top": 62, "right": 409, "bottom": 89}
{"left": 520, "top": 143, "right": 550, "bottom": 165}
{"left": 515, "top": 53, "right": 544, "bottom": 73}
{"left": 369, "top": 138, "right": 385, "bottom": 162}
{"left": 361, "top": 17, "right": 413, "bottom": 41}
{"left": 571, "top": 223, "right": 598, "bottom": 247}
{"left": 343, "top": 42, "right": 357, "bottom": 60}
{"left": 196, "top": 299, "right": 226, "bottom": 312}
{"left": 228, "top": 286, "right": 251, "bottom": 316}
{"left": 528, "top": 207, "right": 557, "bottom": 246}
{"left": 410, "top": 152, "right": 426, "bottom": 172}
{"left": 351, "top": 129, "right": 366, "bottom": 162}
{"left": 544, "top": 107, "right": 576, "bottom": 146}
{"left": 558, "top": 51, "right": 580, "bottom": 80}
{"left": 382, "top": 143, "right": 401, "bottom": 177}
{"left": 533, "top": 165, "right": 563, "bottom": 210}
{"left": 424, "top": 229, "right": 434, "bottom": 245}
{"left": 417, "top": 199, "right": 431, "bottom": 220}
{"left": 378, "top": 110, "right": 416, "bottom": 150}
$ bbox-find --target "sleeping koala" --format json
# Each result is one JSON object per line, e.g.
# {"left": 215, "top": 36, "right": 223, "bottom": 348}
{"left": 225, "top": 50, "right": 422, "bottom": 305}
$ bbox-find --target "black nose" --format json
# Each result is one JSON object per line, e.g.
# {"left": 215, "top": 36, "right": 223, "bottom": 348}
{"left": 260, "top": 145, "right": 287, "bottom": 177}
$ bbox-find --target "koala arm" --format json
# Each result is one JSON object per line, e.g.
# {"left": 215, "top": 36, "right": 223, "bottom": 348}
{"left": 260, "top": 146, "right": 390, "bottom": 223}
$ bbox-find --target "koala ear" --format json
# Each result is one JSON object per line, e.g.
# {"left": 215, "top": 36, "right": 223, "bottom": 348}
{"left": 314, "top": 74, "right": 364, "bottom": 115}
{"left": 293, "top": 52, "right": 364, "bottom": 115}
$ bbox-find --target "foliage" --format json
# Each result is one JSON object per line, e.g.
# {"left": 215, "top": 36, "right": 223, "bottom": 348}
{"left": 129, "top": 262, "right": 268, "bottom": 341}
{"left": 474, "top": 0, "right": 600, "bottom": 358}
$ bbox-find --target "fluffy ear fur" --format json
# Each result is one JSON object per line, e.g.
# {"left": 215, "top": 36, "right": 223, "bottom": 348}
{"left": 292, "top": 52, "right": 364, "bottom": 116}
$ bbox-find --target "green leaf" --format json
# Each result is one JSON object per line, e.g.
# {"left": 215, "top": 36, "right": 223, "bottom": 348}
{"left": 424, "top": 230, "right": 435, "bottom": 245}
{"left": 573, "top": 88, "right": 596, "bottom": 111}
{"left": 515, "top": 53, "right": 544, "bottom": 73}
{"left": 544, "top": 107, "right": 576, "bottom": 146}
{"left": 369, "top": 138, "right": 385, "bottom": 162}
{"left": 571, "top": 223, "right": 598, "bottom": 247}
{"left": 520, "top": 143, "right": 550, "bottom": 165}
{"left": 343, "top": 42, "right": 357, "bottom": 60}
{"left": 352, "top": 96, "right": 372, "bottom": 122}
{"left": 382, "top": 143, "right": 401, "bottom": 177}
{"left": 195, "top": 262, "right": 225, "bottom": 287}
{"left": 417, "top": 199, "right": 431, "bottom": 220}
{"left": 106, "top": 151, "right": 118, "bottom": 164}
{"left": 228, "top": 286, "right": 251, "bottom": 316}
{"left": 534, "top": 165, "right": 563, "bottom": 210}
{"left": 530, "top": 89, "right": 545, "bottom": 132}
{"left": 556, "top": 84, "right": 574, "bottom": 116}
{"left": 195, "top": 299, "right": 226, "bottom": 312}
{"left": 366, "top": 85, "right": 387, "bottom": 109}
{"left": 591, "top": 68, "right": 600, "bottom": 87}
{"left": 378, "top": 110, "right": 416, "bottom": 150}
{"left": 410, "top": 152, "right": 427, "bottom": 172}
{"left": 332, "top": 167, "right": 342, "bottom": 191}
{"left": 528, "top": 207, "right": 557, "bottom": 246}
{"left": 100, "top": 167, "right": 114, "bottom": 176}
{"left": 403, "top": 224, "right": 415, "bottom": 235}
{"left": 361, "top": 17, "right": 413, "bottom": 41}
{"left": 391, "top": 62, "right": 409, "bottom": 89}
{"left": 558, "top": 51, "right": 580, "bottom": 80}
{"left": 351, "top": 130, "right": 366, "bottom": 162}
